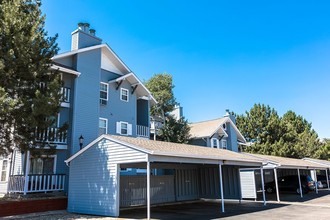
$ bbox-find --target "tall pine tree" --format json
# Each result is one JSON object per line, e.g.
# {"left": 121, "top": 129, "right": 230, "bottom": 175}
{"left": 0, "top": 0, "right": 62, "bottom": 156}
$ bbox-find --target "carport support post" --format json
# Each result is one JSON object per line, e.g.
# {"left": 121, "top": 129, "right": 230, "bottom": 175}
{"left": 314, "top": 169, "right": 318, "bottom": 194}
{"left": 147, "top": 161, "right": 151, "bottom": 220}
{"left": 297, "top": 169, "right": 303, "bottom": 198}
{"left": 219, "top": 163, "right": 225, "bottom": 213}
{"left": 260, "top": 167, "right": 266, "bottom": 206}
{"left": 274, "top": 168, "right": 280, "bottom": 202}
{"left": 326, "top": 169, "right": 330, "bottom": 190}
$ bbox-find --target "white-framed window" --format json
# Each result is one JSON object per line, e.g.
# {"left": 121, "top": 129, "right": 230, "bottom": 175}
{"left": 116, "top": 121, "right": 132, "bottom": 135}
{"left": 0, "top": 160, "right": 8, "bottom": 182}
{"left": 222, "top": 123, "right": 227, "bottom": 130}
{"left": 222, "top": 140, "right": 227, "bottom": 149}
{"left": 29, "top": 155, "right": 56, "bottom": 174}
{"left": 99, "top": 118, "right": 108, "bottom": 136}
{"left": 120, "top": 88, "right": 129, "bottom": 102}
{"left": 211, "top": 138, "right": 219, "bottom": 148}
{"left": 100, "top": 82, "right": 108, "bottom": 105}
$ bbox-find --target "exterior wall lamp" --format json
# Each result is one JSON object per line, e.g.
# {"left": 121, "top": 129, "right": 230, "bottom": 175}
{"left": 79, "top": 135, "right": 84, "bottom": 149}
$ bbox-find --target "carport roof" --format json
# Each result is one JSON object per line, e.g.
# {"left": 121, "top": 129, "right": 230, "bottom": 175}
{"left": 65, "top": 135, "right": 264, "bottom": 166}
{"left": 303, "top": 158, "right": 330, "bottom": 167}
{"left": 245, "top": 153, "right": 328, "bottom": 169}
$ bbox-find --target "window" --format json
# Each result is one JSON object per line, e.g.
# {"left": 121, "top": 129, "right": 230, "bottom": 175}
{"left": 211, "top": 138, "right": 219, "bottom": 148}
{"left": 120, "top": 88, "right": 129, "bottom": 102}
{"left": 121, "top": 122, "right": 128, "bottom": 135}
{"left": 99, "top": 118, "right": 108, "bottom": 136}
{"left": 29, "top": 156, "right": 56, "bottom": 174}
{"left": 100, "top": 82, "right": 108, "bottom": 105}
{"left": 222, "top": 140, "right": 227, "bottom": 149}
{"left": 222, "top": 123, "right": 227, "bottom": 130}
{"left": 116, "top": 121, "right": 132, "bottom": 135}
{"left": 1, "top": 160, "right": 8, "bottom": 182}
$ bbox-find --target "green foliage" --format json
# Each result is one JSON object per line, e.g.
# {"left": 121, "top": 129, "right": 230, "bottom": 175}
{"left": 144, "top": 73, "right": 177, "bottom": 117}
{"left": 159, "top": 115, "right": 191, "bottom": 144}
{"left": 236, "top": 104, "right": 324, "bottom": 159}
{"left": 0, "top": 0, "right": 62, "bottom": 156}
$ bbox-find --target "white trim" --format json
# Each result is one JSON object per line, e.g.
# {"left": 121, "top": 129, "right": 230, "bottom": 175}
{"left": 100, "top": 82, "right": 109, "bottom": 105}
{"left": 120, "top": 88, "right": 129, "bottom": 102}
{"left": 119, "top": 121, "right": 129, "bottom": 135}
{"left": 221, "top": 139, "right": 227, "bottom": 150}
{"left": 50, "top": 65, "right": 81, "bottom": 76}
{"left": 108, "top": 72, "right": 157, "bottom": 105}
{"left": 52, "top": 44, "right": 131, "bottom": 74}
{"left": 0, "top": 159, "right": 9, "bottom": 182}
{"left": 211, "top": 138, "right": 219, "bottom": 149}
{"left": 99, "top": 118, "right": 108, "bottom": 135}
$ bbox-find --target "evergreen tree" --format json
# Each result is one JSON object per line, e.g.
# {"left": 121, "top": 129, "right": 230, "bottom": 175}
{"left": 159, "top": 115, "right": 191, "bottom": 144}
{"left": 236, "top": 104, "right": 323, "bottom": 159}
{"left": 144, "top": 73, "right": 177, "bottom": 117}
{"left": 0, "top": 0, "right": 62, "bottom": 156}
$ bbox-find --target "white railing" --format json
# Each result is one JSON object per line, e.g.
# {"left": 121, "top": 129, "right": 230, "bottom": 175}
{"left": 8, "top": 174, "right": 66, "bottom": 194}
{"left": 61, "top": 87, "right": 71, "bottom": 103}
{"left": 35, "top": 127, "right": 67, "bottom": 144}
{"left": 137, "top": 125, "right": 150, "bottom": 138}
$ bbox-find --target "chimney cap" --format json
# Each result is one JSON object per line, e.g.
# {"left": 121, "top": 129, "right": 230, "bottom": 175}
{"left": 89, "top": 29, "right": 96, "bottom": 36}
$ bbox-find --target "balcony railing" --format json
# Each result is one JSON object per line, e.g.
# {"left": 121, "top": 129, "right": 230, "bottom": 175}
{"left": 61, "top": 87, "right": 70, "bottom": 103}
{"left": 137, "top": 125, "right": 150, "bottom": 138}
{"left": 8, "top": 174, "right": 65, "bottom": 194}
{"left": 35, "top": 127, "right": 67, "bottom": 145}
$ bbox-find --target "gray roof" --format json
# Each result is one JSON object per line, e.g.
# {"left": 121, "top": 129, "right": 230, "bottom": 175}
{"left": 246, "top": 154, "right": 328, "bottom": 169}
{"left": 189, "top": 117, "right": 246, "bottom": 143}
{"left": 66, "top": 135, "right": 263, "bottom": 165}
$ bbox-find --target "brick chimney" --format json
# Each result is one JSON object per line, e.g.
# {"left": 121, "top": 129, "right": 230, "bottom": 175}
{"left": 71, "top": 22, "right": 102, "bottom": 51}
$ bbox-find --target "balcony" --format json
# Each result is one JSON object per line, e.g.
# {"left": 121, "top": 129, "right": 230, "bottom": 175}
{"left": 8, "top": 174, "right": 65, "bottom": 194}
{"left": 60, "top": 87, "right": 71, "bottom": 107}
{"left": 136, "top": 125, "right": 150, "bottom": 138}
{"left": 35, "top": 127, "right": 67, "bottom": 145}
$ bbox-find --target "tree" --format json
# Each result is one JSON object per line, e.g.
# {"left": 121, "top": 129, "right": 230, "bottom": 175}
{"left": 0, "top": 0, "right": 62, "bottom": 156}
{"left": 159, "top": 115, "right": 191, "bottom": 144}
{"left": 235, "top": 104, "right": 323, "bottom": 159}
{"left": 144, "top": 73, "right": 177, "bottom": 117}
{"left": 145, "top": 73, "right": 190, "bottom": 144}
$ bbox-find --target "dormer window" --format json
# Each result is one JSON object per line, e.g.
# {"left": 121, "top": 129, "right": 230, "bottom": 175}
{"left": 120, "top": 88, "right": 129, "bottom": 102}
{"left": 223, "top": 123, "right": 226, "bottom": 130}
{"left": 211, "top": 138, "right": 219, "bottom": 148}
{"left": 100, "top": 82, "right": 108, "bottom": 105}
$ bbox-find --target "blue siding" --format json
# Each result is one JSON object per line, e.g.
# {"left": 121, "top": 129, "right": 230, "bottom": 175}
{"left": 71, "top": 49, "right": 101, "bottom": 154}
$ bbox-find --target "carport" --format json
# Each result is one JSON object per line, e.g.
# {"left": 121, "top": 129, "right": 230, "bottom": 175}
{"left": 65, "top": 135, "right": 264, "bottom": 219}
{"left": 303, "top": 157, "right": 330, "bottom": 190}
{"left": 240, "top": 154, "right": 328, "bottom": 203}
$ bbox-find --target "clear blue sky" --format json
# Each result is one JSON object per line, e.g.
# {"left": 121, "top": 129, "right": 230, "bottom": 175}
{"left": 42, "top": 0, "right": 330, "bottom": 138}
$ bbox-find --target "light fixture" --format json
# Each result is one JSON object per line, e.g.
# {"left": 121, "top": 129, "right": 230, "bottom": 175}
{"left": 79, "top": 135, "right": 84, "bottom": 149}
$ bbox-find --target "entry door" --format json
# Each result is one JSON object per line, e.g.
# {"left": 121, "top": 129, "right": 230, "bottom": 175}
{"left": 175, "top": 169, "right": 199, "bottom": 201}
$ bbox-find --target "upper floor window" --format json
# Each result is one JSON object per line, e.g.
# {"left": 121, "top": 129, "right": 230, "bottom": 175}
{"left": 222, "top": 123, "right": 227, "bottom": 130}
{"left": 222, "top": 140, "right": 227, "bottom": 149}
{"left": 116, "top": 121, "right": 132, "bottom": 136}
{"left": 100, "top": 82, "right": 108, "bottom": 105}
{"left": 0, "top": 160, "right": 8, "bottom": 182}
{"left": 120, "top": 88, "right": 129, "bottom": 102}
{"left": 99, "top": 118, "right": 108, "bottom": 136}
{"left": 211, "top": 138, "right": 219, "bottom": 148}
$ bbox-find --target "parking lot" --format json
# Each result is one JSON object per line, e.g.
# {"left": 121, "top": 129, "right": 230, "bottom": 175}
{"left": 5, "top": 190, "right": 330, "bottom": 220}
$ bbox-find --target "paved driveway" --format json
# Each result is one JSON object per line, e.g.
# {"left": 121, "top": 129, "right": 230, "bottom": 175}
{"left": 4, "top": 190, "right": 330, "bottom": 220}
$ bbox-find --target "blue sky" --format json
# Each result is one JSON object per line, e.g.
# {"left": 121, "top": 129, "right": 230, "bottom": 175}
{"left": 42, "top": 0, "right": 330, "bottom": 138}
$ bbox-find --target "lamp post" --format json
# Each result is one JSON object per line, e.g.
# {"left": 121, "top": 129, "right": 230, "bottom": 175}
{"left": 79, "top": 135, "right": 84, "bottom": 149}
